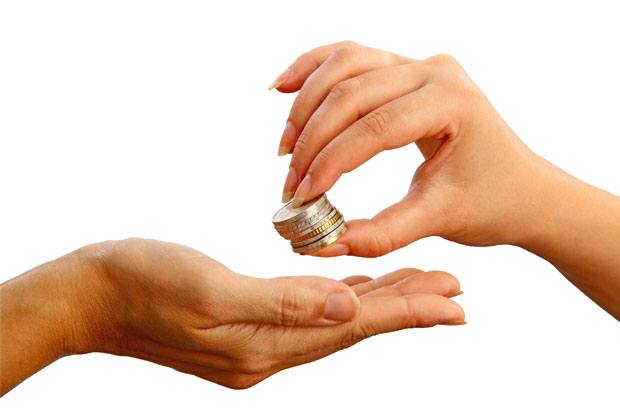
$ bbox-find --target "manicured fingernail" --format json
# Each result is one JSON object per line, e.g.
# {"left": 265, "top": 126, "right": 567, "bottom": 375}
{"left": 323, "top": 290, "right": 358, "bottom": 322}
{"left": 268, "top": 67, "right": 292, "bottom": 90}
{"left": 277, "top": 121, "right": 296, "bottom": 156}
{"left": 282, "top": 166, "right": 298, "bottom": 203}
{"left": 291, "top": 175, "right": 311, "bottom": 208}
{"left": 317, "top": 242, "right": 349, "bottom": 257}
{"left": 445, "top": 320, "right": 467, "bottom": 326}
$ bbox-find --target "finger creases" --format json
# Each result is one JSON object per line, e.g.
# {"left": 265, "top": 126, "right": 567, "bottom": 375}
{"left": 273, "top": 41, "right": 362, "bottom": 93}
{"left": 340, "top": 275, "right": 373, "bottom": 288}
{"left": 297, "top": 85, "right": 448, "bottom": 204}
{"left": 278, "top": 292, "right": 465, "bottom": 358}
{"left": 355, "top": 293, "right": 465, "bottom": 336}
{"left": 349, "top": 268, "right": 422, "bottom": 295}
{"left": 278, "top": 44, "right": 410, "bottom": 158}
{"left": 214, "top": 275, "right": 360, "bottom": 327}
{"left": 288, "top": 61, "right": 430, "bottom": 184}
{"left": 353, "top": 269, "right": 460, "bottom": 298}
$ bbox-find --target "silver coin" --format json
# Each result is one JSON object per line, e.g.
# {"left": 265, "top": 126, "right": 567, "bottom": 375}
{"left": 292, "top": 221, "right": 347, "bottom": 255}
{"left": 290, "top": 208, "right": 340, "bottom": 240}
{"left": 287, "top": 214, "right": 342, "bottom": 246}
{"left": 274, "top": 202, "right": 335, "bottom": 237}
{"left": 277, "top": 207, "right": 339, "bottom": 240}
{"left": 272, "top": 194, "right": 346, "bottom": 255}
{"left": 272, "top": 194, "right": 328, "bottom": 227}
{"left": 290, "top": 215, "right": 345, "bottom": 248}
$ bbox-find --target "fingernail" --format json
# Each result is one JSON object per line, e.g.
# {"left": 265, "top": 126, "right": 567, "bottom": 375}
{"left": 323, "top": 290, "right": 358, "bottom": 322}
{"left": 282, "top": 166, "right": 298, "bottom": 203}
{"left": 317, "top": 242, "right": 349, "bottom": 257}
{"left": 268, "top": 67, "right": 292, "bottom": 90}
{"left": 277, "top": 121, "right": 296, "bottom": 156}
{"left": 445, "top": 320, "right": 467, "bottom": 326}
{"left": 452, "top": 290, "right": 464, "bottom": 297}
{"left": 291, "top": 175, "right": 311, "bottom": 208}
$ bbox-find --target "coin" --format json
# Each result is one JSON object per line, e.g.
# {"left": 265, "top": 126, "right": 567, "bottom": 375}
{"left": 273, "top": 199, "right": 334, "bottom": 239}
{"left": 276, "top": 206, "right": 339, "bottom": 240}
{"left": 290, "top": 214, "right": 344, "bottom": 247}
{"left": 292, "top": 220, "right": 346, "bottom": 255}
{"left": 273, "top": 195, "right": 329, "bottom": 228}
{"left": 272, "top": 194, "right": 346, "bottom": 255}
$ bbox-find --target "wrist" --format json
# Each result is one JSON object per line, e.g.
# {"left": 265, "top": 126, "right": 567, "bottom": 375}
{"left": 509, "top": 156, "right": 587, "bottom": 253}
{"left": 510, "top": 157, "right": 620, "bottom": 318}
{"left": 31, "top": 246, "right": 113, "bottom": 356}
{"left": 53, "top": 242, "right": 119, "bottom": 355}
{"left": 14, "top": 243, "right": 117, "bottom": 357}
{"left": 0, "top": 243, "right": 115, "bottom": 394}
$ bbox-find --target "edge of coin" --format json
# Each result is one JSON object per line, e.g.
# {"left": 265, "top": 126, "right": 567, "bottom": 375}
{"left": 292, "top": 221, "right": 346, "bottom": 255}
{"left": 272, "top": 194, "right": 328, "bottom": 227}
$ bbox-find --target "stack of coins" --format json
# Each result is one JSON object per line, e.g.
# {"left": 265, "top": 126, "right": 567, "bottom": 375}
{"left": 272, "top": 194, "right": 346, "bottom": 255}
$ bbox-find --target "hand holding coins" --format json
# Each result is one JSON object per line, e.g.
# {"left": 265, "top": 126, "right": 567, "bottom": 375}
{"left": 272, "top": 194, "right": 346, "bottom": 255}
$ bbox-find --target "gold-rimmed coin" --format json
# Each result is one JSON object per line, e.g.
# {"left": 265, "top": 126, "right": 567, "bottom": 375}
{"left": 272, "top": 194, "right": 345, "bottom": 255}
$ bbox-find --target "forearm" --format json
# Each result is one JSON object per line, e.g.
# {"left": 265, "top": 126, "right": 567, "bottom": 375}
{"left": 519, "top": 160, "right": 620, "bottom": 319}
{"left": 0, "top": 251, "right": 101, "bottom": 395}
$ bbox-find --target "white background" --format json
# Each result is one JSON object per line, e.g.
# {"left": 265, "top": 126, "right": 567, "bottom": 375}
{"left": 1, "top": 1, "right": 619, "bottom": 410}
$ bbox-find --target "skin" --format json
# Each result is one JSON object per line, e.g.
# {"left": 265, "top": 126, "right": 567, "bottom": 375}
{"left": 0, "top": 238, "right": 464, "bottom": 395}
{"left": 273, "top": 41, "right": 620, "bottom": 320}
{"left": 3, "top": 41, "right": 618, "bottom": 396}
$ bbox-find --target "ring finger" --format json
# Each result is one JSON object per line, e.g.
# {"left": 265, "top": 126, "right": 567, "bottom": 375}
{"left": 283, "top": 62, "right": 431, "bottom": 200}
{"left": 277, "top": 44, "right": 409, "bottom": 157}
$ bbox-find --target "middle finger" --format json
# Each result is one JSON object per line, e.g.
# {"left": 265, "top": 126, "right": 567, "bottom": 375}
{"left": 281, "top": 46, "right": 408, "bottom": 157}
{"left": 283, "top": 61, "right": 430, "bottom": 201}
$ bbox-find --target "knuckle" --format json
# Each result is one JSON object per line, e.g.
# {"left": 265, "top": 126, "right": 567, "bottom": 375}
{"left": 437, "top": 76, "right": 481, "bottom": 115}
{"left": 356, "top": 323, "right": 375, "bottom": 340}
{"left": 291, "top": 132, "right": 310, "bottom": 159}
{"left": 339, "top": 327, "right": 364, "bottom": 349}
{"left": 358, "top": 110, "right": 392, "bottom": 141}
{"left": 278, "top": 289, "right": 302, "bottom": 327}
{"left": 424, "top": 54, "right": 478, "bottom": 101}
{"left": 307, "top": 149, "right": 343, "bottom": 190}
{"left": 367, "top": 224, "right": 394, "bottom": 258}
{"left": 368, "top": 239, "right": 383, "bottom": 258}
{"left": 307, "top": 148, "right": 332, "bottom": 177}
{"left": 332, "top": 44, "right": 357, "bottom": 62}
{"left": 426, "top": 53, "right": 459, "bottom": 68}
{"left": 338, "top": 40, "right": 360, "bottom": 49}
{"left": 328, "top": 78, "right": 361, "bottom": 103}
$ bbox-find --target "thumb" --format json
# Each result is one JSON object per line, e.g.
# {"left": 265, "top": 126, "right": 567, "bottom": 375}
{"left": 316, "top": 196, "right": 436, "bottom": 258}
{"left": 219, "top": 274, "right": 360, "bottom": 326}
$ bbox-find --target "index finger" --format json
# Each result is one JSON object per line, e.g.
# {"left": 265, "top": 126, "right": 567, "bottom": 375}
{"left": 291, "top": 84, "right": 449, "bottom": 207}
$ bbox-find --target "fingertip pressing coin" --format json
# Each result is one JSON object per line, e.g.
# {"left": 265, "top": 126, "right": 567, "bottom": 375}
{"left": 272, "top": 194, "right": 346, "bottom": 255}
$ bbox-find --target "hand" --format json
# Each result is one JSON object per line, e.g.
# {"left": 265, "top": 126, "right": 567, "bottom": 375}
{"left": 271, "top": 41, "right": 620, "bottom": 319}
{"left": 272, "top": 41, "right": 554, "bottom": 257}
{"left": 0, "top": 238, "right": 464, "bottom": 393}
